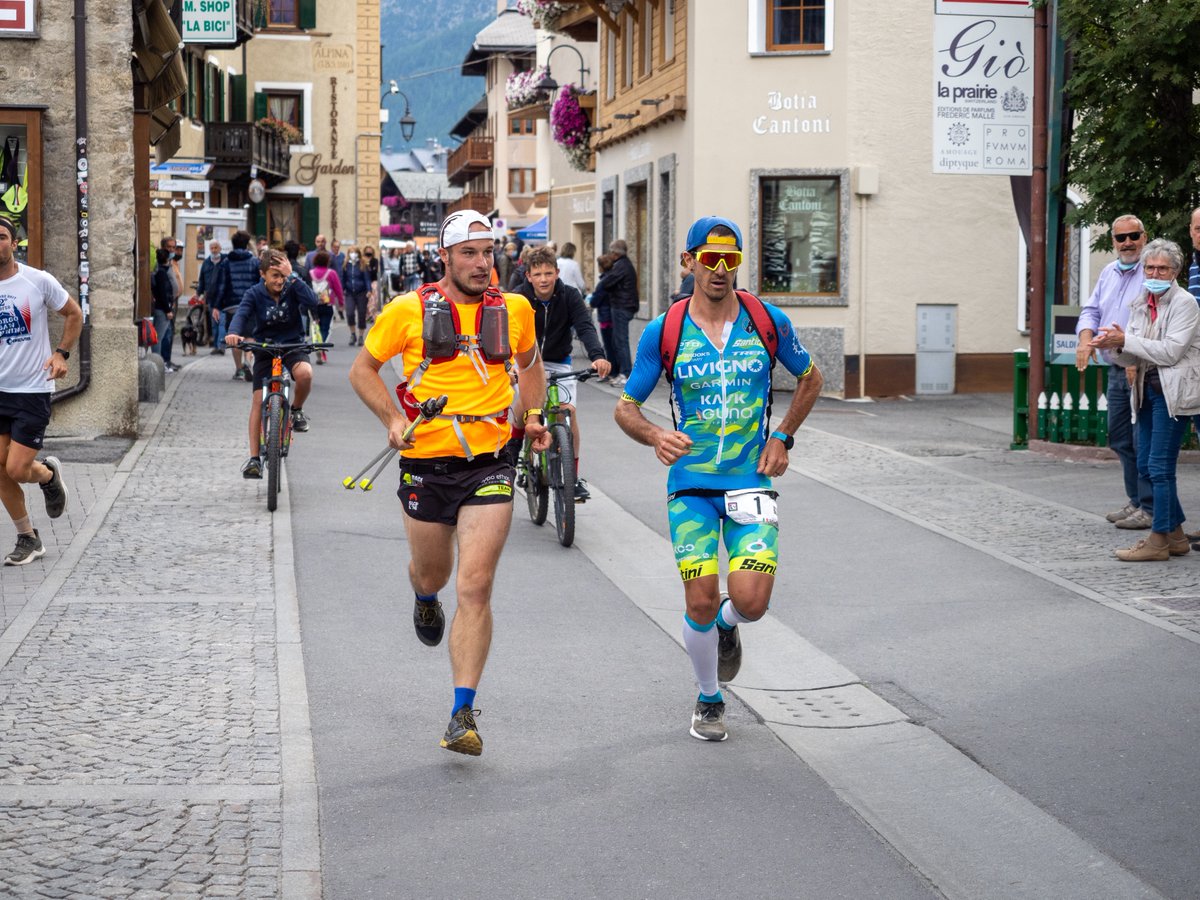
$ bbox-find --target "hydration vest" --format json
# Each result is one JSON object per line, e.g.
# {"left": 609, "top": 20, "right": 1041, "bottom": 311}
{"left": 400, "top": 283, "right": 515, "bottom": 459}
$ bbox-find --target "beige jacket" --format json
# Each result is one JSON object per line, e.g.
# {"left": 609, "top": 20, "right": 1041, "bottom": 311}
{"left": 1113, "top": 283, "right": 1200, "bottom": 419}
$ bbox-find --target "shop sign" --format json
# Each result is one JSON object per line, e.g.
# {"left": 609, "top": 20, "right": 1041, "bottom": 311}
{"left": 935, "top": 0, "right": 1032, "bottom": 17}
{"left": 932, "top": 3, "right": 1033, "bottom": 175}
{"left": 313, "top": 43, "right": 353, "bottom": 72}
{"left": 181, "top": 0, "right": 236, "bottom": 44}
{"left": 151, "top": 161, "right": 212, "bottom": 177}
{"left": 751, "top": 92, "right": 832, "bottom": 137}
{"left": 0, "top": 0, "right": 38, "bottom": 38}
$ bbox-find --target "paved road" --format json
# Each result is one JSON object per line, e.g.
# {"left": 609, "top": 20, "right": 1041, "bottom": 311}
{"left": 0, "top": 321, "right": 1197, "bottom": 899}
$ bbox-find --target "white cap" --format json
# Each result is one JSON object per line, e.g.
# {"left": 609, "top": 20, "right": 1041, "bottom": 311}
{"left": 439, "top": 210, "right": 493, "bottom": 248}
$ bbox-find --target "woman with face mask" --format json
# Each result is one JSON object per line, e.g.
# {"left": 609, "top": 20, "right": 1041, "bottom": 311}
{"left": 341, "top": 246, "right": 372, "bottom": 346}
{"left": 1091, "top": 237, "right": 1200, "bottom": 561}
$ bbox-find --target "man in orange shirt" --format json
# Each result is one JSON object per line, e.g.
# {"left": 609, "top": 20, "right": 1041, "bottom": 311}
{"left": 349, "top": 211, "right": 549, "bottom": 756}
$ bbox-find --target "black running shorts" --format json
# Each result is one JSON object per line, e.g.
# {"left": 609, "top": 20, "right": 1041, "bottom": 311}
{"left": 0, "top": 390, "right": 52, "bottom": 450}
{"left": 398, "top": 453, "right": 514, "bottom": 525}
{"left": 251, "top": 349, "right": 310, "bottom": 392}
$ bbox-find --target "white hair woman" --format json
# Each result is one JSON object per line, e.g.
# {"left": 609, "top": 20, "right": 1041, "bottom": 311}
{"left": 1091, "top": 237, "right": 1200, "bottom": 560}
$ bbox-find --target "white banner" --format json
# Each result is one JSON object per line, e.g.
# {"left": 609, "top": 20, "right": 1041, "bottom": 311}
{"left": 932, "top": 10, "right": 1034, "bottom": 175}
{"left": 935, "top": 0, "right": 1032, "bottom": 16}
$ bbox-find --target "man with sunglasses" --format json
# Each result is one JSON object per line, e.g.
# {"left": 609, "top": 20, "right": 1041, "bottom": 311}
{"left": 614, "top": 216, "right": 823, "bottom": 743}
{"left": 1076, "top": 215, "right": 1153, "bottom": 530}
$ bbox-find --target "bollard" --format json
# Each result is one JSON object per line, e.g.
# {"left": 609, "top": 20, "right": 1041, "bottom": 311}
{"left": 1062, "top": 393, "right": 1074, "bottom": 443}
{"left": 1095, "top": 393, "right": 1109, "bottom": 447}
{"left": 1036, "top": 391, "right": 1048, "bottom": 442}
{"left": 1048, "top": 393, "right": 1061, "bottom": 443}
{"left": 1077, "top": 394, "right": 1090, "bottom": 443}
{"left": 1011, "top": 349, "right": 1030, "bottom": 449}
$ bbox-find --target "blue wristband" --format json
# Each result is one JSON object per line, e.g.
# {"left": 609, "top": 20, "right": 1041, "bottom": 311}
{"left": 770, "top": 430, "right": 794, "bottom": 449}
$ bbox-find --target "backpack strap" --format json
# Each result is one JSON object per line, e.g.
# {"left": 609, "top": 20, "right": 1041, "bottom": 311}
{"left": 659, "top": 296, "right": 690, "bottom": 384}
{"left": 734, "top": 289, "right": 778, "bottom": 366}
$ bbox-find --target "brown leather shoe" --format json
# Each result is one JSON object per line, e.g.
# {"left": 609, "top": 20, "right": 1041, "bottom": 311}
{"left": 1169, "top": 536, "right": 1191, "bottom": 557}
{"left": 1115, "top": 537, "right": 1170, "bottom": 562}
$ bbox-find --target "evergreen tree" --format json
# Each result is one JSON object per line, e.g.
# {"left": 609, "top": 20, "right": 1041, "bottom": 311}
{"left": 1059, "top": 0, "right": 1200, "bottom": 248}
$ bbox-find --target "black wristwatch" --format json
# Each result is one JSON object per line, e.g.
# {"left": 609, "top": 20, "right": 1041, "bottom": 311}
{"left": 54, "top": 348, "right": 70, "bottom": 360}
{"left": 770, "top": 430, "right": 794, "bottom": 449}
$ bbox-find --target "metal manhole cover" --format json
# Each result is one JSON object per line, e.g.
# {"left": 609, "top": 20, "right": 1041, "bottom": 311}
{"left": 736, "top": 684, "right": 908, "bottom": 729}
{"left": 1140, "top": 596, "right": 1200, "bottom": 612}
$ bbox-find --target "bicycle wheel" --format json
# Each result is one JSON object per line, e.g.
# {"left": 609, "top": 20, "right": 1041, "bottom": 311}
{"left": 265, "top": 393, "right": 284, "bottom": 512}
{"left": 549, "top": 423, "right": 576, "bottom": 547}
{"left": 524, "top": 444, "right": 548, "bottom": 526}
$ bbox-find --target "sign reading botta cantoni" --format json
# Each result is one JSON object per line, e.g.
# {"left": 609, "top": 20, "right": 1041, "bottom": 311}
{"left": 932, "top": 0, "right": 1033, "bottom": 176}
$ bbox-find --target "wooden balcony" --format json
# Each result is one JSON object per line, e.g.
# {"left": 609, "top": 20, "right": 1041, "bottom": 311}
{"left": 447, "top": 136, "right": 494, "bottom": 187}
{"left": 446, "top": 192, "right": 495, "bottom": 216}
{"left": 204, "top": 122, "right": 290, "bottom": 186}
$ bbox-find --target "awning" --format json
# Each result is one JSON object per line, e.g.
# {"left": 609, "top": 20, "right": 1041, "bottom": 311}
{"left": 516, "top": 216, "right": 547, "bottom": 241}
{"left": 132, "top": 0, "right": 187, "bottom": 113}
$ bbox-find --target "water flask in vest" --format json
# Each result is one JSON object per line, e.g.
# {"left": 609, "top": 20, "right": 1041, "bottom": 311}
{"left": 478, "top": 301, "right": 511, "bottom": 362}
{"left": 422, "top": 293, "right": 456, "bottom": 358}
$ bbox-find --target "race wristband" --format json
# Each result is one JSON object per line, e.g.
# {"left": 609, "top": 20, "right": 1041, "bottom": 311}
{"left": 523, "top": 408, "right": 544, "bottom": 423}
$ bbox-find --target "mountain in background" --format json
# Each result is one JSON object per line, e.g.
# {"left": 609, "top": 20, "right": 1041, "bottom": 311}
{"left": 380, "top": 0, "right": 498, "bottom": 154}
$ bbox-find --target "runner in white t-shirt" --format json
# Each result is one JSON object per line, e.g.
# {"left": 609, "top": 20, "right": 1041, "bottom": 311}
{"left": 0, "top": 216, "right": 84, "bottom": 565}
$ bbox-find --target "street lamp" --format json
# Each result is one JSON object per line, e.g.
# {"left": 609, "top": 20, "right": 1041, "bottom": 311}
{"left": 425, "top": 187, "right": 444, "bottom": 233}
{"left": 535, "top": 43, "right": 589, "bottom": 94}
{"left": 381, "top": 80, "right": 417, "bottom": 143}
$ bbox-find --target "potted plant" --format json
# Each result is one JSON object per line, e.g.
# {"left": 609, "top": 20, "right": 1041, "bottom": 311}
{"left": 515, "top": 0, "right": 571, "bottom": 32}
{"left": 550, "top": 86, "right": 592, "bottom": 172}
{"left": 505, "top": 66, "right": 549, "bottom": 110}
{"left": 256, "top": 116, "right": 303, "bottom": 146}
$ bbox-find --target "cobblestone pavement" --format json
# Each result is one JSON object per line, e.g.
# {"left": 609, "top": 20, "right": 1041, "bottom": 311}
{"left": 0, "top": 356, "right": 316, "bottom": 899}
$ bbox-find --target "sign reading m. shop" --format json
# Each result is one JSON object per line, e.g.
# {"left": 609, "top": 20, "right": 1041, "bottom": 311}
{"left": 181, "top": 0, "right": 235, "bottom": 43}
{"left": 932, "top": 0, "right": 1033, "bottom": 176}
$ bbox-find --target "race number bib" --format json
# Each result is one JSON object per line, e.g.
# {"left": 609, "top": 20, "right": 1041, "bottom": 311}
{"left": 724, "top": 489, "right": 778, "bottom": 526}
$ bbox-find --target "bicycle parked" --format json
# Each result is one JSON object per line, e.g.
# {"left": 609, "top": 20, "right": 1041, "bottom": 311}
{"left": 519, "top": 366, "right": 598, "bottom": 547}
{"left": 238, "top": 339, "right": 332, "bottom": 511}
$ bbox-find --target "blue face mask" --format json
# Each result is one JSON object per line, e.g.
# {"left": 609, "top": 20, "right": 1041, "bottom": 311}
{"left": 1116, "top": 261, "right": 1137, "bottom": 271}
{"left": 1144, "top": 279, "right": 1173, "bottom": 295}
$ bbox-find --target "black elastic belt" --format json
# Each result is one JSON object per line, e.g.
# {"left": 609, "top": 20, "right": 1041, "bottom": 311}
{"left": 400, "top": 451, "right": 504, "bottom": 475}
{"left": 667, "top": 488, "right": 779, "bottom": 501}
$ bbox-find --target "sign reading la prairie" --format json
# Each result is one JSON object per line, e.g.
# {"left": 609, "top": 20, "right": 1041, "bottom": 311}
{"left": 932, "top": 0, "right": 1033, "bottom": 176}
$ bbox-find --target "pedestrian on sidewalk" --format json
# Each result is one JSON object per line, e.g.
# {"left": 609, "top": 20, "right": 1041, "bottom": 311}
{"left": 1075, "top": 215, "right": 1154, "bottom": 530}
{"left": 1091, "top": 238, "right": 1200, "bottom": 562}
{"left": 341, "top": 246, "right": 373, "bottom": 347}
{"left": 614, "top": 216, "right": 823, "bottom": 742}
{"left": 225, "top": 249, "right": 320, "bottom": 479}
{"left": 595, "top": 239, "right": 639, "bottom": 387}
{"left": 348, "top": 210, "right": 548, "bottom": 757}
{"left": 151, "top": 248, "right": 178, "bottom": 373}
{"left": 0, "top": 216, "right": 80, "bottom": 565}
{"left": 198, "top": 240, "right": 225, "bottom": 350}
{"left": 209, "top": 230, "right": 261, "bottom": 382}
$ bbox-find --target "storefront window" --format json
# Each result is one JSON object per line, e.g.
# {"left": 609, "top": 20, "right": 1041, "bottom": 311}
{"left": 267, "top": 197, "right": 299, "bottom": 245}
{"left": 0, "top": 109, "right": 42, "bottom": 268}
{"left": 758, "top": 175, "right": 839, "bottom": 297}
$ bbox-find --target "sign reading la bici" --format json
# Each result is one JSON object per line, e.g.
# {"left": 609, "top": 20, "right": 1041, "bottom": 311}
{"left": 181, "top": 0, "right": 235, "bottom": 44}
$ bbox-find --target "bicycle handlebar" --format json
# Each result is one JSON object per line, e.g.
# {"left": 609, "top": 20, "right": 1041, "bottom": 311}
{"left": 236, "top": 340, "right": 334, "bottom": 354}
{"left": 546, "top": 367, "right": 601, "bottom": 385}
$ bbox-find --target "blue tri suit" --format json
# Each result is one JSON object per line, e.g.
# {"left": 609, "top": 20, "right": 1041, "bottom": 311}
{"left": 621, "top": 297, "right": 814, "bottom": 581}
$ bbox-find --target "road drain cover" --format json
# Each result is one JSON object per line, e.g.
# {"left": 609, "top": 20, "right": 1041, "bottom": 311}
{"left": 736, "top": 684, "right": 909, "bottom": 729}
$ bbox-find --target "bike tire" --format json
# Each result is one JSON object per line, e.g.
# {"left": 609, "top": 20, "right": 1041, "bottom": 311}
{"left": 265, "top": 393, "right": 284, "bottom": 512}
{"left": 550, "top": 423, "right": 576, "bottom": 547}
{"left": 525, "top": 444, "right": 548, "bottom": 526}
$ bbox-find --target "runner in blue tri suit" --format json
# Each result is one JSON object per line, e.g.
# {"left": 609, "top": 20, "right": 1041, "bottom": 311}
{"left": 614, "top": 216, "right": 823, "bottom": 742}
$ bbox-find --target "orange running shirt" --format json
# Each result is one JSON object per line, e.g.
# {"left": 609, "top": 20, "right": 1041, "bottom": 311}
{"left": 364, "top": 290, "right": 536, "bottom": 459}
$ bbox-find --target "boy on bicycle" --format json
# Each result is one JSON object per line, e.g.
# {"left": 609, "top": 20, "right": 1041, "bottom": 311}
{"left": 226, "top": 249, "right": 320, "bottom": 479}
{"left": 514, "top": 245, "right": 610, "bottom": 500}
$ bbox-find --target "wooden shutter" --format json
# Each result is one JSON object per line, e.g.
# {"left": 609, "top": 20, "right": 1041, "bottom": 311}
{"left": 301, "top": 198, "right": 320, "bottom": 247}
{"left": 298, "top": 0, "right": 316, "bottom": 29}
{"left": 230, "top": 74, "right": 247, "bottom": 121}
{"left": 253, "top": 91, "right": 268, "bottom": 121}
{"left": 254, "top": 202, "right": 268, "bottom": 239}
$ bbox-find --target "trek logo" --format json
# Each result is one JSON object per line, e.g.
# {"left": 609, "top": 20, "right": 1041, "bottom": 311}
{"left": 0, "top": 296, "right": 32, "bottom": 345}
{"left": 737, "top": 559, "right": 776, "bottom": 575}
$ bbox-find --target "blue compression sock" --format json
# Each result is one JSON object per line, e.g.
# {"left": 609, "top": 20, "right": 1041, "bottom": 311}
{"left": 699, "top": 691, "right": 723, "bottom": 704}
{"left": 453, "top": 687, "right": 477, "bottom": 715}
{"left": 416, "top": 592, "right": 438, "bottom": 605}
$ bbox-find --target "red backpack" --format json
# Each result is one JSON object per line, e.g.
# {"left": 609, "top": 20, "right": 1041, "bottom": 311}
{"left": 659, "top": 290, "right": 778, "bottom": 382}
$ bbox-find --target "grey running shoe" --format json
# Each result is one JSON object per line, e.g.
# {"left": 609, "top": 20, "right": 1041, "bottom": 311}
{"left": 4, "top": 529, "right": 44, "bottom": 566}
{"left": 39, "top": 456, "right": 67, "bottom": 519}
{"left": 1106, "top": 501, "right": 1137, "bottom": 523}
{"left": 292, "top": 409, "right": 309, "bottom": 432}
{"left": 440, "top": 705, "right": 482, "bottom": 756}
{"left": 241, "top": 457, "right": 263, "bottom": 479}
{"left": 1115, "top": 508, "right": 1152, "bottom": 530}
{"left": 573, "top": 478, "right": 591, "bottom": 502}
{"left": 413, "top": 598, "right": 445, "bottom": 646}
{"left": 690, "top": 699, "right": 728, "bottom": 741}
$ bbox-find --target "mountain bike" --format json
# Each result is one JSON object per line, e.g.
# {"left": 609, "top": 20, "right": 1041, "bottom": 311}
{"left": 238, "top": 339, "right": 332, "bottom": 512}
{"left": 520, "top": 366, "right": 597, "bottom": 547}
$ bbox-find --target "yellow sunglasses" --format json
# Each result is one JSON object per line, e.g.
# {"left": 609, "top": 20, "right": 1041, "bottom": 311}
{"left": 694, "top": 249, "right": 743, "bottom": 271}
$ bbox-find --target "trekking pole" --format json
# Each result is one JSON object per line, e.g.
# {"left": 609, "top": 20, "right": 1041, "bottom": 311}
{"left": 359, "top": 394, "right": 449, "bottom": 492}
{"left": 342, "top": 446, "right": 393, "bottom": 489}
